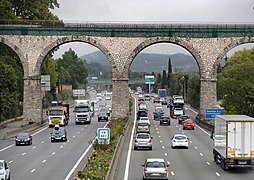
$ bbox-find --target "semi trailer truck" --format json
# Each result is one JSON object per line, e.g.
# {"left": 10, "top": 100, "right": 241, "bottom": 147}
{"left": 212, "top": 115, "right": 254, "bottom": 170}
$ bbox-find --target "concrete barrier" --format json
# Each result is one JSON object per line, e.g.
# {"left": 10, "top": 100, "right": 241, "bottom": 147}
{"left": 0, "top": 116, "right": 23, "bottom": 126}
{"left": 4, "top": 122, "right": 41, "bottom": 139}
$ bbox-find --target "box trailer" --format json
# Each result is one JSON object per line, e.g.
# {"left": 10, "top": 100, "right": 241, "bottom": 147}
{"left": 213, "top": 115, "right": 254, "bottom": 170}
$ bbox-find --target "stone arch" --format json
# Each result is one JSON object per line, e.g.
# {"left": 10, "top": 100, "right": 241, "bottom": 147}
{"left": 34, "top": 36, "right": 116, "bottom": 75}
{"left": 0, "top": 37, "right": 28, "bottom": 75}
{"left": 215, "top": 37, "right": 254, "bottom": 74}
{"left": 127, "top": 37, "right": 202, "bottom": 78}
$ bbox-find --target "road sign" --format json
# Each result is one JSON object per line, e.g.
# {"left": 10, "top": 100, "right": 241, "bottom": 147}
{"left": 145, "top": 75, "right": 155, "bottom": 84}
{"left": 97, "top": 128, "right": 110, "bottom": 144}
{"left": 41, "top": 75, "right": 50, "bottom": 91}
{"left": 72, "top": 89, "right": 86, "bottom": 97}
{"left": 86, "top": 77, "right": 92, "bottom": 81}
{"left": 205, "top": 108, "right": 224, "bottom": 118}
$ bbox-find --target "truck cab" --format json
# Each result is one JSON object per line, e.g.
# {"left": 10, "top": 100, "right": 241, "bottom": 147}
{"left": 47, "top": 103, "right": 69, "bottom": 127}
{"left": 73, "top": 100, "right": 94, "bottom": 124}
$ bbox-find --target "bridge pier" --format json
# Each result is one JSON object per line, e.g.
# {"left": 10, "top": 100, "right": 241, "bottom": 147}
{"left": 112, "top": 79, "right": 129, "bottom": 119}
{"left": 199, "top": 78, "right": 217, "bottom": 119}
{"left": 23, "top": 76, "right": 43, "bottom": 125}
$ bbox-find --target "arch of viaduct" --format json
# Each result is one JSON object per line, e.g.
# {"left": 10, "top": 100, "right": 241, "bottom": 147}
{"left": 0, "top": 33, "right": 254, "bottom": 124}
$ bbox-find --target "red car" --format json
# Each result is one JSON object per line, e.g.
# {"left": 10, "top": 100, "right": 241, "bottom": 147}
{"left": 153, "top": 97, "right": 160, "bottom": 103}
{"left": 183, "top": 119, "right": 195, "bottom": 130}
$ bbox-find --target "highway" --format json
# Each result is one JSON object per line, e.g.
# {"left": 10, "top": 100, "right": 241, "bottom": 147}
{"left": 0, "top": 90, "right": 110, "bottom": 180}
{"left": 115, "top": 95, "right": 254, "bottom": 180}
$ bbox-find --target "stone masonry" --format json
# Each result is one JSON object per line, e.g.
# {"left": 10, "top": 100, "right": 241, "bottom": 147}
{"left": 0, "top": 35, "right": 254, "bottom": 123}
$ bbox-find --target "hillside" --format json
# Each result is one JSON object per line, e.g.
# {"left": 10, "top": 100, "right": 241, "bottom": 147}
{"left": 80, "top": 51, "right": 199, "bottom": 74}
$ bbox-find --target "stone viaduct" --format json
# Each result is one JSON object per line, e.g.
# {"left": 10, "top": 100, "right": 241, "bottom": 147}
{"left": 0, "top": 23, "right": 253, "bottom": 124}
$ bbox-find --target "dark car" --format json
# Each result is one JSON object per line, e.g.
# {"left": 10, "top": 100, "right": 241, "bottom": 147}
{"left": 153, "top": 97, "right": 160, "bottom": 103}
{"left": 51, "top": 125, "right": 67, "bottom": 142}
{"left": 98, "top": 110, "right": 109, "bottom": 121}
{"left": 137, "top": 110, "right": 148, "bottom": 120}
{"left": 160, "top": 116, "right": 171, "bottom": 126}
{"left": 178, "top": 115, "right": 190, "bottom": 124}
{"left": 15, "top": 132, "right": 32, "bottom": 146}
{"left": 153, "top": 111, "right": 162, "bottom": 120}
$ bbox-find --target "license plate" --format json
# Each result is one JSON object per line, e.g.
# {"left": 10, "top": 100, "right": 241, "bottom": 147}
{"left": 238, "top": 161, "right": 247, "bottom": 164}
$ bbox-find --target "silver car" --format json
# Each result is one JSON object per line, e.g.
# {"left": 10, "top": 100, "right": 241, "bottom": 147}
{"left": 142, "top": 158, "right": 169, "bottom": 180}
{"left": 0, "top": 160, "right": 10, "bottom": 180}
{"left": 134, "top": 133, "right": 152, "bottom": 150}
{"left": 136, "top": 120, "right": 150, "bottom": 133}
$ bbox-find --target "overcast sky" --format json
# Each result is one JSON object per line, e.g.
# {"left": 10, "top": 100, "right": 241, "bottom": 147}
{"left": 52, "top": 0, "right": 254, "bottom": 58}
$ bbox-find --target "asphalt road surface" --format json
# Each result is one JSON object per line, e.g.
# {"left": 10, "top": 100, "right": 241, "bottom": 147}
{"left": 115, "top": 95, "right": 254, "bottom": 180}
{"left": 0, "top": 91, "right": 111, "bottom": 180}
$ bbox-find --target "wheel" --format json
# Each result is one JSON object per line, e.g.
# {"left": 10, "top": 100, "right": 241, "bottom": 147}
{"left": 221, "top": 158, "right": 227, "bottom": 171}
{"left": 193, "top": 127, "right": 195, "bottom": 130}
{"left": 30, "top": 141, "right": 32, "bottom": 145}
{"left": 214, "top": 153, "right": 220, "bottom": 164}
{"left": 98, "top": 119, "right": 100, "bottom": 122}
{"left": 168, "top": 123, "right": 171, "bottom": 126}
{"left": 149, "top": 147, "right": 152, "bottom": 150}
{"left": 134, "top": 147, "right": 137, "bottom": 150}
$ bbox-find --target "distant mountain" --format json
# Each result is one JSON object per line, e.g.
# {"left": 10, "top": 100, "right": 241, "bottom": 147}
{"left": 80, "top": 51, "right": 199, "bottom": 74}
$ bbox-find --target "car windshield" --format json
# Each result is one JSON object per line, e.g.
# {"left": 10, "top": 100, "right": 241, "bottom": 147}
{"left": 0, "top": 162, "right": 3, "bottom": 169}
{"left": 137, "top": 134, "right": 150, "bottom": 139}
{"left": 175, "top": 108, "right": 182, "bottom": 111}
{"left": 53, "top": 128, "right": 64, "bottom": 135}
{"left": 17, "top": 133, "right": 29, "bottom": 139}
{"left": 75, "top": 107, "right": 89, "bottom": 112}
{"left": 185, "top": 120, "right": 193, "bottom": 124}
{"left": 99, "top": 111, "right": 107, "bottom": 116}
{"left": 138, "top": 111, "right": 147, "bottom": 116}
{"left": 146, "top": 162, "right": 165, "bottom": 168}
{"left": 180, "top": 116, "right": 189, "bottom": 119}
{"left": 49, "top": 110, "right": 63, "bottom": 115}
{"left": 175, "top": 136, "right": 187, "bottom": 140}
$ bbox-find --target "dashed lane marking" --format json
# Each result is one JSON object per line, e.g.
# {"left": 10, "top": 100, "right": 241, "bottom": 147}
{"left": 215, "top": 172, "right": 220, "bottom": 176}
{"left": 31, "top": 169, "right": 36, "bottom": 173}
{"left": 207, "top": 162, "right": 210, "bottom": 165}
{"left": 162, "top": 146, "right": 165, "bottom": 149}
{"left": 21, "top": 152, "right": 26, "bottom": 156}
{"left": 51, "top": 152, "right": 55, "bottom": 155}
{"left": 9, "top": 160, "right": 13, "bottom": 164}
{"left": 42, "top": 160, "right": 46, "bottom": 163}
{"left": 165, "top": 153, "right": 168, "bottom": 156}
{"left": 171, "top": 171, "right": 175, "bottom": 176}
{"left": 200, "top": 153, "right": 203, "bottom": 156}
{"left": 194, "top": 146, "right": 197, "bottom": 149}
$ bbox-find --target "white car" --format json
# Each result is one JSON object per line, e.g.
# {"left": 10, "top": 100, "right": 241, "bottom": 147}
{"left": 171, "top": 134, "right": 189, "bottom": 149}
{"left": 142, "top": 158, "right": 169, "bottom": 180}
{"left": 134, "top": 133, "right": 152, "bottom": 150}
{"left": 136, "top": 119, "right": 150, "bottom": 133}
{"left": 0, "top": 160, "right": 10, "bottom": 180}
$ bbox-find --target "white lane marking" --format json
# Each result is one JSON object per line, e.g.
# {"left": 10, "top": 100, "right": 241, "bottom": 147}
{"left": 171, "top": 171, "right": 175, "bottom": 176}
{"left": 42, "top": 160, "right": 46, "bottom": 163}
{"left": 41, "top": 141, "right": 44, "bottom": 144}
{"left": 77, "top": 132, "right": 80, "bottom": 134}
{"left": 178, "top": 128, "right": 181, "bottom": 131}
{"left": 73, "top": 135, "right": 76, "bottom": 138}
{"left": 156, "top": 128, "right": 158, "bottom": 130}
{"left": 215, "top": 172, "right": 220, "bottom": 176}
{"left": 194, "top": 146, "right": 197, "bottom": 149}
{"left": 31, "top": 169, "right": 36, "bottom": 173}
{"left": 159, "top": 135, "right": 161, "bottom": 138}
{"left": 67, "top": 140, "right": 70, "bottom": 143}
{"left": 200, "top": 153, "right": 203, "bottom": 156}
{"left": 182, "top": 132, "right": 185, "bottom": 134}
{"left": 85, "top": 125, "right": 88, "bottom": 128}
{"left": 165, "top": 153, "right": 168, "bottom": 156}
{"left": 162, "top": 146, "right": 165, "bottom": 149}
{"left": 64, "top": 117, "right": 109, "bottom": 180}
{"left": 81, "top": 128, "right": 84, "bottom": 131}
{"left": 51, "top": 152, "right": 55, "bottom": 155}
{"left": 32, "top": 146, "right": 36, "bottom": 149}
{"left": 9, "top": 160, "right": 13, "bottom": 164}
{"left": 155, "top": 125, "right": 157, "bottom": 127}
{"left": 167, "top": 161, "right": 171, "bottom": 165}
{"left": 21, "top": 152, "right": 26, "bottom": 156}
{"left": 190, "top": 140, "right": 192, "bottom": 143}
{"left": 31, "top": 126, "right": 48, "bottom": 136}
{"left": 0, "top": 144, "right": 14, "bottom": 152}
{"left": 160, "top": 140, "right": 163, "bottom": 143}
{"left": 157, "top": 131, "right": 159, "bottom": 134}
{"left": 124, "top": 96, "right": 137, "bottom": 180}
{"left": 196, "top": 124, "right": 211, "bottom": 136}
{"left": 207, "top": 162, "right": 210, "bottom": 165}
{"left": 60, "top": 145, "right": 63, "bottom": 149}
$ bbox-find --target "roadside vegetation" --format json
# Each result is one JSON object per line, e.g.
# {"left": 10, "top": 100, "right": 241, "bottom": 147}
{"left": 77, "top": 98, "right": 133, "bottom": 179}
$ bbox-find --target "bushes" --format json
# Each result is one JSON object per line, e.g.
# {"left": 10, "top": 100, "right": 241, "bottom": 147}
{"left": 77, "top": 118, "right": 127, "bottom": 179}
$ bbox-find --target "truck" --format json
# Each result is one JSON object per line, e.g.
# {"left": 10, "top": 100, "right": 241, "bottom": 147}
{"left": 73, "top": 100, "right": 94, "bottom": 124}
{"left": 212, "top": 115, "right": 254, "bottom": 170}
{"left": 47, "top": 101, "right": 69, "bottom": 127}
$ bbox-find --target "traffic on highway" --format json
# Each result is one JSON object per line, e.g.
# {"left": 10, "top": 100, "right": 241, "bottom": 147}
{"left": 114, "top": 92, "right": 254, "bottom": 180}
{"left": 0, "top": 90, "right": 111, "bottom": 180}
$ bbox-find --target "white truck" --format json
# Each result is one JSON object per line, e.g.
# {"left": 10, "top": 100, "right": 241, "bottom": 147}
{"left": 212, "top": 115, "right": 254, "bottom": 170}
{"left": 73, "top": 100, "right": 94, "bottom": 124}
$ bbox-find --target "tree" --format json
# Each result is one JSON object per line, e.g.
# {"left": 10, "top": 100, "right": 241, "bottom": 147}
{"left": 0, "top": 0, "right": 17, "bottom": 20}
{"left": 218, "top": 48, "right": 254, "bottom": 116}
{"left": 161, "top": 70, "right": 167, "bottom": 88}
{"left": 186, "top": 72, "right": 200, "bottom": 109}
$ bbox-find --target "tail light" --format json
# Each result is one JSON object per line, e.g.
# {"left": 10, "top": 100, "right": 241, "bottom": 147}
{"left": 148, "top": 139, "right": 152, "bottom": 143}
{"left": 135, "top": 139, "right": 138, "bottom": 143}
{"left": 164, "top": 166, "right": 168, "bottom": 172}
{"left": 148, "top": 124, "right": 151, "bottom": 128}
{"left": 144, "top": 166, "right": 147, "bottom": 172}
{"left": 136, "top": 125, "right": 138, "bottom": 128}
{"left": 173, "top": 140, "right": 176, "bottom": 142}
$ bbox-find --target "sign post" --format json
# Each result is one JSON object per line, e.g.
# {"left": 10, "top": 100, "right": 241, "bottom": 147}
{"left": 205, "top": 108, "right": 224, "bottom": 119}
{"left": 97, "top": 128, "right": 110, "bottom": 144}
{"left": 145, "top": 75, "right": 155, "bottom": 94}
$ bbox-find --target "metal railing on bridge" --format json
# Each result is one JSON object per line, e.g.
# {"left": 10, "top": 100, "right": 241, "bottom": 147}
{"left": 0, "top": 20, "right": 254, "bottom": 38}
{"left": 88, "top": 79, "right": 144, "bottom": 85}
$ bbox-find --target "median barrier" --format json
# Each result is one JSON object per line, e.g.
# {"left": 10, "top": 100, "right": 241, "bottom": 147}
{"left": 0, "top": 116, "right": 23, "bottom": 126}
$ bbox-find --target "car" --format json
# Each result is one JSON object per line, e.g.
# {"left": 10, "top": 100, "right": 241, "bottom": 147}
{"left": 160, "top": 116, "right": 171, "bottom": 126}
{"left": 15, "top": 132, "right": 32, "bottom": 146}
{"left": 161, "top": 100, "right": 167, "bottom": 105}
{"left": 137, "top": 110, "right": 148, "bottom": 120}
{"left": 134, "top": 133, "right": 152, "bottom": 150}
{"left": 155, "top": 105, "right": 164, "bottom": 115}
{"left": 178, "top": 115, "right": 190, "bottom": 124}
{"left": 51, "top": 125, "right": 67, "bottom": 142}
{"left": 105, "top": 104, "right": 112, "bottom": 113}
{"left": 136, "top": 120, "right": 150, "bottom": 133}
{"left": 138, "top": 98, "right": 145, "bottom": 106}
{"left": 142, "top": 158, "right": 169, "bottom": 180}
{"left": 144, "top": 94, "right": 151, "bottom": 101}
{"left": 171, "top": 134, "right": 189, "bottom": 149}
{"left": 0, "top": 160, "right": 10, "bottom": 180}
{"left": 183, "top": 119, "right": 195, "bottom": 130}
{"left": 98, "top": 110, "right": 109, "bottom": 121}
{"left": 153, "top": 97, "right": 160, "bottom": 103}
{"left": 172, "top": 107, "right": 184, "bottom": 118}
{"left": 100, "top": 107, "right": 110, "bottom": 117}
{"left": 153, "top": 111, "right": 162, "bottom": 120}
{"left": 139, "top": 104, "right": 147, "bottom": 111}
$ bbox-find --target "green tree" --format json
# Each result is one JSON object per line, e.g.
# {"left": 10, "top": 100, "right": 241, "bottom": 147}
{"left": 0, "top": 0, "right": 17, "bottom": 19}
{"left": 218, "top": 48, "right": 254, "bottom": 116}
{"left": 161, "top": 70, "right": 167, "bottom": 89}
{"left": 186, "top": 72, "right": 200, "bottom": 109}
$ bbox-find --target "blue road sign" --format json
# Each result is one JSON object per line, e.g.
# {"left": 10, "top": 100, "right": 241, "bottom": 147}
{"left": 97, "top": 128, "right": 110, "bottom": 141}
{"left": 86, "top": 77, "right": 92, "bottom": 81}
{"left": 205, "top": 108, "right": 224, "bottom": 118}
